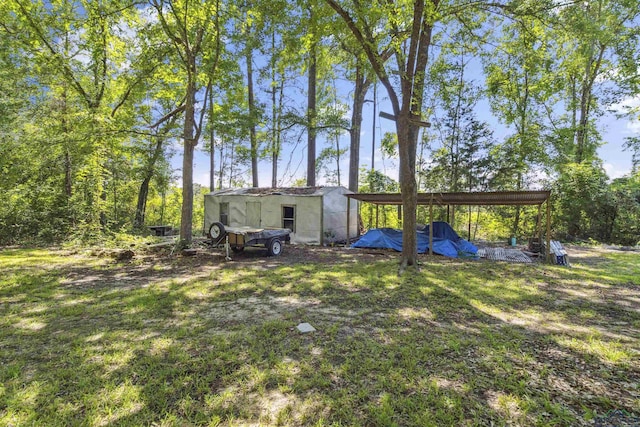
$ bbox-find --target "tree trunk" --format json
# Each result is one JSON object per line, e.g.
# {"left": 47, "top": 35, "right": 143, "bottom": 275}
{"left": 349, "top": 64, "right": 370, "bottom": 192}
{"left": 270, "top": 30, "right": 279, "bottom": 188}
{"left": 61, "top": 86, "right": 73, "bottom": 200}
{"left": 512, "top": 175, "right": 522, "bottom": 235}
{"left": 335, "top": 133, "right": 341, "bottom": 186}
{"left": 64, "top": 149, "right": 72, "bottom": 198}
{"left": 306, "top": 40, "right": 317, "bottom": 187}
{"left": 397, "top": 114, "right": 419, "bottom": 267}
{"left": 218, "top": 139, "right": 224, "bottom": 190}
{"left": 575, "top": 1, "right": 606, "bottom": 164}
{"left": 229, "top": 138, "right": 235, "bottom": 188}
{"left": 134, "top": 136, "right": 164, "bottom": 229}
{"left": 271, "top": 70, "right": 278, "bottom": 188}
{"left": 100, "top": 186, "right": 107, "bottom": 229}
{"left": 247, "top": 47, "right": 259, "bottom": 187}
{"left": 134, "top": 176, "right": 151, "bottom": 229}
{"left": 180, "top": 76, "right": 197, "bottom": 246}
{"left": 209, "top": 89, "right": 215, "bottom": 192}
{"left": 270, "top": 80, "right": 284, "bottom": 188}
{"left": 325, "top": 0, "right": 434, "bottom": 270}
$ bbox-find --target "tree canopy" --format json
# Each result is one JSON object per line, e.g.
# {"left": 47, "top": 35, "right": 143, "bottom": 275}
{"left": 0, "top": 0, "right": 638, "bottom": 251}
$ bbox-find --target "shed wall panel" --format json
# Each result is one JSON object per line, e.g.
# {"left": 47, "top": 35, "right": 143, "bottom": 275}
{"left": 204, "top": 193, "right": 323, "bottom": 244}
{"left": 322, "top": 187, "right": 358, "bottom": 242}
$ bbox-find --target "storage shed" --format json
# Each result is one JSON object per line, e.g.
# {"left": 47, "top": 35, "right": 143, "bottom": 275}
{"left": 204, "top": 186, "right": 358, "bottom": 245}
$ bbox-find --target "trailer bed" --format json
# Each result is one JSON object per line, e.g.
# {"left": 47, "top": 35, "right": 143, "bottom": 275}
{"left": 209, "top": 223, "right": 291, "bottom": 256}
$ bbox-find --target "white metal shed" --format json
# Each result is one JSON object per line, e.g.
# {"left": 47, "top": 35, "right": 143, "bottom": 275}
{"left": 204, "top": 186, "right": 358, "bottom": 245}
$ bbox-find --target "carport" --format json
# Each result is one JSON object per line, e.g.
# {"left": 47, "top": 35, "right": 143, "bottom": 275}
{"left": 345, "top": 190, "right": 552, "bottom": 261}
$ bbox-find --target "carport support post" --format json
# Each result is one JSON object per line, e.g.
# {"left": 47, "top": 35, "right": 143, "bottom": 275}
{"left": 537, "top": 204, "right": 542, "bottom": 247}
{"left": 546, "top": 200, "right": 551, "bottom": 263}
{"left": 429, "top": 195, "right": 434, "bottom": 256}
{"left": 375, "top": 204, "right": 379, "bottom": 228}
{"left": 346, "top": 197, "right": 351, "bottom": 247}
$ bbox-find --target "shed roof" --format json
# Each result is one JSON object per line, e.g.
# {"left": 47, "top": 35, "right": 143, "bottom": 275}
{"left": 346, "top": 190, "right": 550, "bottom": 206}
{"left": 207, "top": 186, "right": 350, "bottom": 197}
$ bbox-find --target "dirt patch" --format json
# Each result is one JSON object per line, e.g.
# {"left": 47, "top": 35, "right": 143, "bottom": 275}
{"left": 4, "top": 244, "right": 639, "bottom": 426}
{"left": 136, "top": 243, "right": 400, "bottom": 270}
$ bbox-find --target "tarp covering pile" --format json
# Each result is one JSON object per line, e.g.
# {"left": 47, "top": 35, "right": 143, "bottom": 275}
{"left": 352, "top": 221, "right": 478, "bottom": 258}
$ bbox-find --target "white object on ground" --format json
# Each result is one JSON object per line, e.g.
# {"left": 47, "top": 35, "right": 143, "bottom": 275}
{"left": 297, "top": 322, "right": 316, "bottom": 333}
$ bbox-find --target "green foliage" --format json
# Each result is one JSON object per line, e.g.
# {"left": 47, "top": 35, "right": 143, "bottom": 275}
{"left": 359, "top": 169, "right": 401, "bottom": 229}
{"left": 553, "top": 162, "right": 617, "bottom": 241}
{"left": 0, "top": 0, "right": 639, "bottom": 247}
{"left": 316, "top": 145, "right": 348, "bottom": 185}
{"left": 609, "top": 172, "right": 640, "bottom": 245}
{"left": 483, "top": 14, "right": 553, "bottom": 188}
{"left": 381, "top": 132, "right": 398, "bottom": 158}
{"left": 423, "top": 53, "right": 496, "bottom": 193}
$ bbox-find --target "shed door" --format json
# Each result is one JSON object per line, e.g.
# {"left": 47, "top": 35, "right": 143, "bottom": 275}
{"left": 246, "top": 202, "right": 261, "bottom": 227}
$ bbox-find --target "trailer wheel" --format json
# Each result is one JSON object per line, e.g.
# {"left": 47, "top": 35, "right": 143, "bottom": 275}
{"left": 209, "top": 222, "right": 226, "bottom": 242}
{"left": 231, "top": 246, "right": 244, "bottom": 253}
{"left": 267, "top": 238, "right": 283, "bottom": 256}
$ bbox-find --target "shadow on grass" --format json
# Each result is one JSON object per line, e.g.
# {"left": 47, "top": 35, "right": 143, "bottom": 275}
{"left": 1, "top": 248, "right": 638, "bottom": 426}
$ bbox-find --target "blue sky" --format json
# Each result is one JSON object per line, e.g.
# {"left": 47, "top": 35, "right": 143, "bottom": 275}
{"left": 182, "top": 87, "right": 638, "bottom": 190}
{"left": 183, "top": 52, "right": 640, "bottom": 190}
{"left": 150, "top": 5, "right": 639, "bottom": 191}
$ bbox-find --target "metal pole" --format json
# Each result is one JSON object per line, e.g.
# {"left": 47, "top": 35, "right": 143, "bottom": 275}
{"left": 346, "top": 197, "right": 351, "bottom": 247}
{"left": 371, "top": 81, "right": 377, "bottom": 172}
{"left": 546, "top": 200, "right": 551, "bottom": 263}
{"left": 537, "top": 203, "right": 542, "bottom": 249}
{"left": 468, "top": 205, "right": 472, "bottom": 241}
{"left": 429, "top": 195, "right": 434, "bottom": 256}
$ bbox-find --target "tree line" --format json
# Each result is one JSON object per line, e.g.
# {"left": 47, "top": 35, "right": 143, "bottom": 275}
{"left": 0, "top": 0, "right": 639, "bottom": 260}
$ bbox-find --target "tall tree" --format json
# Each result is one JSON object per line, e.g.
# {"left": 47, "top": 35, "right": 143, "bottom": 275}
{"left": 267, "top": 28, "right": 286, "bottom": 187}
{"left": 2, "top": 0, "right": 144, "bottom": 238}
{"left": 257, "top": 0, "right": 295, "bottom": 188}
{"left": 235, "top": 1, "right": 264, "bottom": 187}
{"left": 484, "top": 14, "right": 553, "bottom": 233}
{"left": 326, "top": 0, "right": 438, "bottom": 268}
{"left": 150, "top": 0, "right": 223, "bottom": 246}
{"left": 424, "top": 55, "right": 494, "bottom": 194}
{"left": 246, "top": 44, "right": 259, "bottom": 187}
{"left": 550, "top": 0, "right": 639, "bottom": 238}
{"left": 337, "top": 41, "right": 377, "bottom": 192}
{"left": 306, "top": 5, "right": 318, "bottom": 186}
{"left": 554, "top": 0, "right": 639, "bottom": 165}
{"left": 133, "top": 103, "right": 183, "bottom": 229}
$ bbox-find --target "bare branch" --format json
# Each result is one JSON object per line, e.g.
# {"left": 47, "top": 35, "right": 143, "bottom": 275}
{"left": 150, "top": 103, "right": 186, "bottom": 128}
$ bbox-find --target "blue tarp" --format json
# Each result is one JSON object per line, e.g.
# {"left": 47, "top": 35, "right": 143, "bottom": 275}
{"left": 352, "top": 222, "right": 478, "bottom": 258}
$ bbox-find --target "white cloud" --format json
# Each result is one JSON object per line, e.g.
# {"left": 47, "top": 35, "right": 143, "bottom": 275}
{"left": 610, "top": 95, "right": 640, "bottom": 114}
{"left": 609, "top": 95, "right": 640, "bottom": 135}
{"left": 139, "top": 5, "right": 159, "bottom": 25}
{"left": 627, "top": 119, "right": 640, "bottom": 134}
{"left": 603, "top": 163, "right": 630, "bottom": 180}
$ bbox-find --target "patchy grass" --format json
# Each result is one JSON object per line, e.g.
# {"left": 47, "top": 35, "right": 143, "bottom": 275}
{"left": 0, "top": 246, "right": 638, "bottom": 426}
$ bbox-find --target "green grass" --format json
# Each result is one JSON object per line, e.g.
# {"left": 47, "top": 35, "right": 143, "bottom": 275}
{"left": 0, "top": 247, "right": 638, "bottom": 426}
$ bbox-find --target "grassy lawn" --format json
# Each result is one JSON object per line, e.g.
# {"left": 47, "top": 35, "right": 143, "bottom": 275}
{"left": 0, "top": 245, "right": 639, "bottom": 426}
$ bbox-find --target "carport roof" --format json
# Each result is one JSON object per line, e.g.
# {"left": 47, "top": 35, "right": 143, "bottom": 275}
{"left": 346, "top": 190, "right": 550, "bottom": 206}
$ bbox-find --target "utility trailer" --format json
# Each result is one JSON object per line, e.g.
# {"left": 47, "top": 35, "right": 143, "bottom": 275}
{"left": 208, "top": 222, "right": 291, "bottom": 256}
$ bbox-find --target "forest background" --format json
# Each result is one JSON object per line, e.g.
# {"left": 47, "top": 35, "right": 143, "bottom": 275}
{"left": 1, "top": 0, "right": 639, "bottom": 247}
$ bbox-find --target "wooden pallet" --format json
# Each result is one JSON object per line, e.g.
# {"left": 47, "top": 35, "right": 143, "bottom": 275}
{"left": 478, "top": 247, "right": 533, "bottom": 263}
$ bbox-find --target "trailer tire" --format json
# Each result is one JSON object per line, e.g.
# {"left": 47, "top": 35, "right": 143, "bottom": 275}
{"left": 209, "top": 222, "right": 226, "bottom": 242}
{"left": 267, "top": 238, "right": 283, "bottom": 256}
